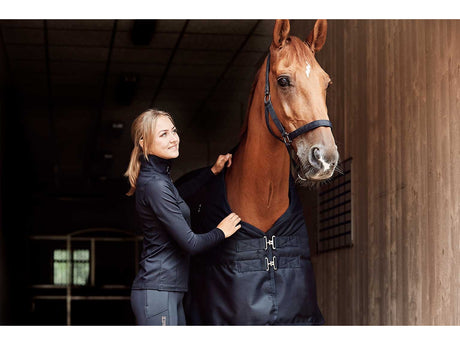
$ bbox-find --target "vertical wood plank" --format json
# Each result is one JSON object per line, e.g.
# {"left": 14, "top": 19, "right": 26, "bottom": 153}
{"left": 448, "top": 19, "right": 460, "bottom": 325}
{"left": 356, "top": 19, "right": 370, "bottom": 326}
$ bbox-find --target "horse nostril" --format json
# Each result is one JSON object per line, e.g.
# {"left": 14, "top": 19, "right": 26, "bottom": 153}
{"left": 308, "top": 146, "right": 322, "bottom": 169}
{"left": 313, "top": 147, "right": 321, "bottom": 160}
{"left": 309, "top": 146, "right": 338, "bottom": 172}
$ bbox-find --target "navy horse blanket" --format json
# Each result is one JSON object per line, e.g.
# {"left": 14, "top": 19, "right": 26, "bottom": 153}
{"left": 177, "top": 167, "right": 324, "bottom": 325}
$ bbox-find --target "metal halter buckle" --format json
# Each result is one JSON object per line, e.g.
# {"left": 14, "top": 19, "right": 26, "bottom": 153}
{"left": 282, "top": 133, "right": 292, "bottom": 146}
{"left": 264, "top": 93, "right": 271, "bottom": 104}
{"left": 265, "top": 256, "right": 277, "bottom": 271}
{"left": 264, "top": 235, "right": 276, "bottom": 250}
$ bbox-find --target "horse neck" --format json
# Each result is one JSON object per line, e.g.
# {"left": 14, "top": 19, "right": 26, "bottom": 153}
{"left": 226, "top": 82, "right": 291, "bottom": 231}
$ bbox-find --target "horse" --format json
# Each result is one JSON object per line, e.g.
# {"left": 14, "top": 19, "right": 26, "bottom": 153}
{"left": 226, "top": 19, "right": 338, "bottom": 232}
{"left": 180, "top": 19, "right": 339, "bottom": 325}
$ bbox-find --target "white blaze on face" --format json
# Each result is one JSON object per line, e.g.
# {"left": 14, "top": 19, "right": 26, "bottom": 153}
{"left": 305, "top": 61, "right": 311, "bottom": 78}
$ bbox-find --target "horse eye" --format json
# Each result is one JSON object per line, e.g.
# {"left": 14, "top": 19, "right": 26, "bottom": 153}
{"left": 277, "top": 77, "right": 290, "bottom": 87}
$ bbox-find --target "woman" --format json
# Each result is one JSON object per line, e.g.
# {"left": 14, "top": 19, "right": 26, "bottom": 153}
{"left": 125, "top": 109, "right": 241, "bottom": 326}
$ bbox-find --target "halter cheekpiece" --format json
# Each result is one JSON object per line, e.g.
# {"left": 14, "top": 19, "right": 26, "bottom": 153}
{"left": 264, "top": 51, "right": 333, "bottom": 149}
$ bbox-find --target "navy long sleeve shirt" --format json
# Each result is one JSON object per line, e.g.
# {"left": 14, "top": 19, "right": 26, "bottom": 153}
{"left": 131, "top": 154, "right": 225, "bottom": 291}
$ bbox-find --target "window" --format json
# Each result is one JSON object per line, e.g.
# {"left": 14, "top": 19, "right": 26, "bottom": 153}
{"left": 53, "top": 249, "right": 90, "bottom": 286}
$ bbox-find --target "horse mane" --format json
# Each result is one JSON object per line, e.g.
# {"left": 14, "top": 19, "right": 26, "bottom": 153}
{"left": 239, "top": 67, "right": 261, "bottom": 140}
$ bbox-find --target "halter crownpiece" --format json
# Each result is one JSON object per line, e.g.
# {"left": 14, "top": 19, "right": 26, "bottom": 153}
{"left": 264, "top": 51, "right": 333, "bottom": 148}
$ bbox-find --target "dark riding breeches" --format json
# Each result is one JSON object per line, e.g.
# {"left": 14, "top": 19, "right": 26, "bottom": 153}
{"left": 131, "top": 289, "right": 186, "bottom": 325}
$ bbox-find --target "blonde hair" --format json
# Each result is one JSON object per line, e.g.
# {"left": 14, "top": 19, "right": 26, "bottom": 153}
{"left": 124, "top": 109, "right": 175, "bottom": 196}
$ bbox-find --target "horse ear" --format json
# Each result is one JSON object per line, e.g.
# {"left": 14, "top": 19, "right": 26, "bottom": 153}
{"left": 306, "top": 19, "right": 327, "bottom": 53}
{"left": 273, "top": 20, "right": 290, "bottom": 48}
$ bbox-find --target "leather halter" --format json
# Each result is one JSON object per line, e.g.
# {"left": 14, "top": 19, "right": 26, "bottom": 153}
{"left": 264, "top": 51, "right": 332, "bottom": 149}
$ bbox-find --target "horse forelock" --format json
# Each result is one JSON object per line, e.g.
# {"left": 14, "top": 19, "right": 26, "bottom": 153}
{"left": 279, "top": 36, "right": 315, "bottom": 65}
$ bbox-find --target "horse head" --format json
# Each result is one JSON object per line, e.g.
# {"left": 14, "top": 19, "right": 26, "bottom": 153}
{"left": 267, "top": 19, "right": 339, "bottom": 184}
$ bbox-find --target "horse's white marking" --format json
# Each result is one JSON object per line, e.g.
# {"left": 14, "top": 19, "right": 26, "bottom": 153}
{"left": 318, "top": 156, "right": 331, "bottom": 172}
{"left": 297, "top": 173, "right": 307, "bottom": 181}
{"left": 305, "top": 61, "right": 311, "bottom": 78}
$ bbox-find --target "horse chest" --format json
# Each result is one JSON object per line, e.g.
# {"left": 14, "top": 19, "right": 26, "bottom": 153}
{"left": 226, "top": 176, "right": 290, "bottom": 232}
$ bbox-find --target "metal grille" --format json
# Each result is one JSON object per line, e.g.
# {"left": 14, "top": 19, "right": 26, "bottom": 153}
{"left": 317, "top": 158, "right": 353, "bottom": 253}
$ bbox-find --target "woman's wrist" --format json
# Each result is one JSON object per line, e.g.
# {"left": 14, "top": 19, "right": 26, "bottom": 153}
{"left": 216, "top": 227, "right": 226, "bottom": 238}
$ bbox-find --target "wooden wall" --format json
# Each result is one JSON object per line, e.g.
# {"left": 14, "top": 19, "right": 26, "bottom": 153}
{"left": 302, "top": 20, "right": 459, "bottom": 325}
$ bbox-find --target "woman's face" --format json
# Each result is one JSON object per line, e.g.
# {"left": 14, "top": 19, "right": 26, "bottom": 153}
{"left": 148, "top": 115, "right": 180, "bottom": 159}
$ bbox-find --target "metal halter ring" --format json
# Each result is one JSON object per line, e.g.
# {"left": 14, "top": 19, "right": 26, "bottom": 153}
{"left": 264, "top": 93, "right": 271, "bottom": 104}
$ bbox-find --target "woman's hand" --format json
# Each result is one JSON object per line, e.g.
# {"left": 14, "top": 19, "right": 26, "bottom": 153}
{"left": 211, "top": 153, "right": 232, "bottom": 175}
{"left": 217, "top": 212, "right": 241, "bottom": 238}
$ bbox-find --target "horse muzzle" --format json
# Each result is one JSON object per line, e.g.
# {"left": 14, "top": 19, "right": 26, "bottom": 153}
{"left": 296, "top": 143, "right": 339, "bottom": 181}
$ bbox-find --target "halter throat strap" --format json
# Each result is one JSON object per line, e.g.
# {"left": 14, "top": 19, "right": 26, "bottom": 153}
{"left": 263, "top": 51, "right": 332, "bottom": 147}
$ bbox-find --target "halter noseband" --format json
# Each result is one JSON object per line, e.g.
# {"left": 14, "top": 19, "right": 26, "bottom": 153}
{"left": 264, "top": 51, "right": 332, "bottom": 149}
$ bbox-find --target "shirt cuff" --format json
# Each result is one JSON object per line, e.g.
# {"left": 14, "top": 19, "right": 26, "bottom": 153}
{"left": 214, "top": 227, "right": 226, "bottom": 240}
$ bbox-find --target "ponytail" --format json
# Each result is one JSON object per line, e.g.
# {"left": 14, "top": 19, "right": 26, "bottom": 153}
{"left": 124, "top": 144, "right": 143, "bottom": 196}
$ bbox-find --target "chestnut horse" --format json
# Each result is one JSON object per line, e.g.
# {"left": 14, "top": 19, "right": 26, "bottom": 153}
{"left": 226, "top": 19, "right": 338, "bottom": 232}
{"left": 183, "top": 19, "right": 338, "bottom": 325}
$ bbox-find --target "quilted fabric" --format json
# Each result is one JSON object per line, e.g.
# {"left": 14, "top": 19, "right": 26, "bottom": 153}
{"left": 180, "top": 168, "right": 324, "bottom": 325}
